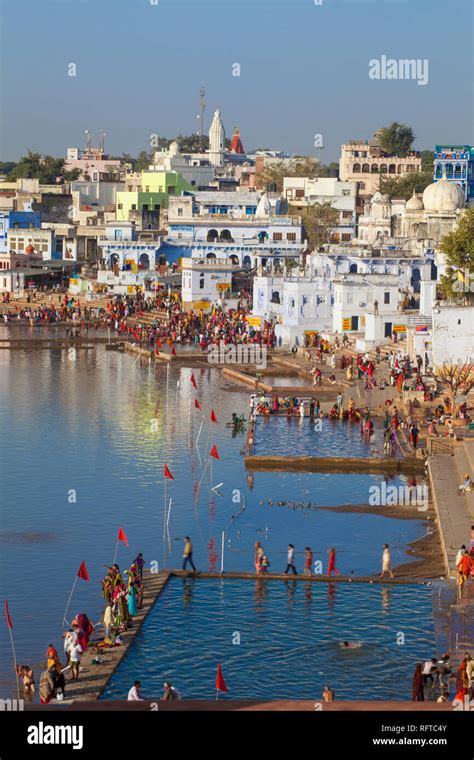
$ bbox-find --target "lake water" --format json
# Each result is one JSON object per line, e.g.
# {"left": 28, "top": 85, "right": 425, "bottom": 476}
{"left": 0, "top": 326, "right": 432, "bottom": 699}
{"left": 102, "top": 578, "right": 435, "bottom": 701}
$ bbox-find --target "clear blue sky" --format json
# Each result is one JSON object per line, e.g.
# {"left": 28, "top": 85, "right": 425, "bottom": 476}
{"left": 1, "top": 0, "right": 472, "bottom": 162}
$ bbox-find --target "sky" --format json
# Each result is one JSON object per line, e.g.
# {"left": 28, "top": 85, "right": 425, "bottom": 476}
{"left": 0, "top": 0, "right": 472, "bottom": 163}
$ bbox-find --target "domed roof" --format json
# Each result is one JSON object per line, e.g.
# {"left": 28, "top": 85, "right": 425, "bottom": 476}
{"left": 422, "top": 169, "right": 465, "bottom": 212}
{"left": 255, "top": 193, "right": 272, "bottom": 218}
{"left": 25, "top": 244, "right": 34, "bottom": 254}
{"left": 371, "top": 191, "right": 390, "bottom": 204}
{"left": 406, "top": 190, "right": 424, "bottom": 211}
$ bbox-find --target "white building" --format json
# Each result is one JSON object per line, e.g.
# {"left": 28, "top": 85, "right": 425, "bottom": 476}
{"left": 283, "top": 177, "right": 358, "bottom": 242}
{"left": 332, "top": 273, "right": 404, "bottom": 336}
{"left": 150, "top": 140, "right": 215, "bottom": 188}
{"left": 98, "top": 221, "right": 162, "bottom": 270}
{"left": 431, "top": 304, "right": 474, "bottom": 366}
{"left": 166, "top": 191, "right": 305, "bottom": 267}
{"left": 181, "top": 257, "right": 238, "bottom": 312}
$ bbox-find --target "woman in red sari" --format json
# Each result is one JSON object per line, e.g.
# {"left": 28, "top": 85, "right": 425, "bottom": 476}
{"left": 412, "top": 663, "right": 424, "bottom": 701}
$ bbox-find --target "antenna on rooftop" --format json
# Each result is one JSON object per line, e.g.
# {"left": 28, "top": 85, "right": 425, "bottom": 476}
{"left": 99, "top": 129, "right": 106, "bottom": 154}
{"left": 85, "top": 129, "right": 92, "bottom": 152}
{"left": 198, "top": 84, "right": 206, "bottom": 152}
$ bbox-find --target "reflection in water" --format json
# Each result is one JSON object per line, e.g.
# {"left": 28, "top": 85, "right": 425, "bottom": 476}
{"left": 285, "top": 579, "right": 297, "bottom": 607}
{"left": 381, "top": 586, "right": 391, "bottom": 613}
{"left": 208, "top": 538, "right": 218, "bottom": 573}
{"left": 304, "top": 581, "right": 313, "bottom": 609}
{"left": 182, "top": 578, "right": 194, "bottom": 609}
{"left": 254, "top": 578, "right": 268, "bottom": 613}
{"left": 327, "top": 581, "right": 337, "bottom": 611}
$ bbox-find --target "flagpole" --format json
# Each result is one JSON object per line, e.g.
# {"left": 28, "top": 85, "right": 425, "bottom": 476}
{"left": 195, "top": 415, "right": 204, "bottom": 448}
{"left": 7, "top": 626, "right": 20, "bottom": 703}
{"left": 62, "top": 574, "right": 79, "bottom": 627}
{"left": 112, "top": 537, "right": 119, "bottom": 566}
{"left": 220, "top": 530, "right": 225, "bottom": 574}
{"left": 163, "top": 477, "right": 167, "bottom": 566}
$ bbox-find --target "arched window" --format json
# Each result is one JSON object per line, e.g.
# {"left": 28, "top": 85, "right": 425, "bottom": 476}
{"left": 445, "top": 163, "right": 453, "bottom": 178}
{"left": 229, "top": 254, "right": 239, "bottom": 265}
{"left": 219, "top": 229, "right": 233, "bottom": 242}
{"left": 380, "top": 164, "right": 387, "bottom": 173}
{"left": 406, "top": 164, "right": 416, "bottom": 173}
{"left": 243, "top": 255, "right": 252, "bottom": 268}
{"left": 362, "top": 163, "right": 370, "bottom": 173}
{"left": 371, "top": 164, "right": 379, "bottom": 173}
{"left": 349, "top": 263, "right": 358, "bottom": 274}
{"left": 388, "top": 164, "right": 396, "bottom": 174}
{"left": 435, "top": 163, "right": 443, "bottom": 178}
{"left": 352, "top": 163, "right": 361, "bottom": 173}
{"left": 206, "top": 252, "right": 216, "bottom": 259}
{"left": 207, "top": 229, "right": 218, "bottom": 242}
{"left": 454, "top": 164, "right": 462, "bottom": 178}
{"left": 397, "top": 165, "right": 403, "bottom": 174}
{"left": 138, "top": 253, "right": 150, "bottom": 269}
{"left": 271, "top": 290, "right": 280, "bottom": 304}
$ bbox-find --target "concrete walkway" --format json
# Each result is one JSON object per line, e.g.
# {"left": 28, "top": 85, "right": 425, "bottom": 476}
{"left": 61, "top": 571, "right": 170, "bottom": 703}
{"left": 428, "top": 439, "right": 474, "bottom": 576}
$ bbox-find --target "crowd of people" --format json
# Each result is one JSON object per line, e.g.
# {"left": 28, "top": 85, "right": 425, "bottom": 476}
{"left": 413, "top": 652, "right": 474, "bottom": 703}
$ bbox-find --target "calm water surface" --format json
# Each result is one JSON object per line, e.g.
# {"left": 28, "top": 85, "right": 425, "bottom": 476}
{"left": 0, "top": 326, "right": 431, "bottom": 699}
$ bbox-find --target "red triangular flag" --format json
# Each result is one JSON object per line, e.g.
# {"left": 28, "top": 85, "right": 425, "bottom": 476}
{"left": 171, "top": 345, "right": 176, "bottom": 356}
{"left": 5, "top": 600, "right": 13, "bottom": 629}
{"left": 118, "top": 527, "right": 128, "bottom": 547}
{"left": 194, "top": 399, "right": 201, "bottom": 411}
{"left": 216, "top": 662, "right": 228, "bottom": 693}
{"left": 164, "top": 464, "right": 174, "bottom": 480}
{"left": 210, "top": 444, "right": 220, "bottom": 460}
{"left": 190, "top": 373, "right": 197, "bottom": 389}
{"left": 77, "top": 561, "right": 90, "bottom": 582}
{"left": 210, "top": 409, "right": 218, "bottom": 424}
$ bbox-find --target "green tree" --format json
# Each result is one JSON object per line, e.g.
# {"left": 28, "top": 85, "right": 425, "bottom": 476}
{"left": 256, "top": 157, "right": 320, "bottom": 192}
{"left": 438, "top": 208, "right": 474, "bottom": 303}
{"left": 0, "top": 161, "right": 17, "bottom": 176}
{"left": 8, "top": 150, "right": 70, "bottom": 184}
{"left": 134, "top": 150, "right": 154, "bottom": 173}
{"left": 379, "top": 122, "right": 415, "bottom": 157}
{"left": 420, "top": 150, "right": 435, "bottom": 171}
{"left": 299, "top": 201, "right": 339, "bottom": 249}
{"left": 380, "top": 171, "right": 433, "bottom": 199}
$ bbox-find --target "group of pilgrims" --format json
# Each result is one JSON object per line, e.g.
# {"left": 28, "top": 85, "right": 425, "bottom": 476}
{"left": 14, "top": 554, "right": 146, "bottom": 704}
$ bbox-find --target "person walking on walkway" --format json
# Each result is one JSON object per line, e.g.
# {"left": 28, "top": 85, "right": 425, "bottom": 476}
{"left": 255, "top": 541, "right": 264, "bottom": 573}
{"left": 182, "top": 536, "right": 196, "bottom": 571}
{"left": 284, "top": 544, "right": 298, "bottom": 575}
{"left": 380, "top": 543, "right": 394, "bottom": 578}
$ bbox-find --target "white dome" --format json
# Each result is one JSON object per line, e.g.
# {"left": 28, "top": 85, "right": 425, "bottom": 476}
{"left": 423, "top": 176, "right": 465, "bottom": 213}
{"left": 371, "top": 191, "right": 383, "bottom": 203}
{"left": 255, "top": 193, "right": 272, "bottom": 218}
{"left": 406, "top": 190, "right": 424, "bottom": 211}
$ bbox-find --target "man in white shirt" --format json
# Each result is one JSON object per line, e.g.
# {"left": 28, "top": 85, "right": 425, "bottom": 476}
{"left": 127, "top": 680, "right": 143, "bottom": 701}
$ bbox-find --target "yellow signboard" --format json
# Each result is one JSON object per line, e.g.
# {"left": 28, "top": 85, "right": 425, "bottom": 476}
{"left": 217, "top": 283, "right": 231, "bottom": 291}
{"left": 393, "top": 324, "right": 407, "bottom": 333}
{"left": 342, "top": 318, "right": 351, "bottom": 331}
{"left": 246, "top": 316, "right": 262, "bottom": 327}
{"left": 192, "top": 300, "right": 211, "bottom": 310}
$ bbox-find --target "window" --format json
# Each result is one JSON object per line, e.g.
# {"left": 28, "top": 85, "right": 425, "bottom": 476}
{"left": 131, "top": 205, "right": 137, "bottom": 210}
{"left": 295, "top": 189, "right": 304, "bottom": 198}
{"left": 199, "top": 275, "right": 204, "bottom": 289}
{"left": 145, "top": 186, "right": 150, "bottom": 192}
{"left": 342, "top": 211, "right": 352, "bottom": 218}
{"left": 168, "top": 186, "right": 175, "bottom": 195}
{"left": 384, "top": 291, "right": 390, "bottom": 304}
{"left": 342, "top": 189, "right": 350, "bottom": 196}
{"left": 347, "top": 292, "right": 353, "bottom": 303}
{"left": 142, "top": 204, "right": 149, "bottom": 211}
{"left": 177, "top": 208, "right": 183, "bottom": 216}
{"left": 287, "top": 233, "right": 296, "bottom": 241}
{"left": 273, "top": 232, "right": 283, "bottom": 241}
{"left": 154, "top": 205, "right": 159, "bottom": 210}
{"left": 118, "top": 203, "right": 123, "bottom": 209}
{"left": 342, "top": 233, "right": 351, "bottom": 242}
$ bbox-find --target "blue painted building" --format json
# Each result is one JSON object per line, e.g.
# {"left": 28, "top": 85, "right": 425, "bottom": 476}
{"left": 0, "top": 209, "right": 41, "bottom": 253}
{"left": 434, "top": 145, "right": 474, "bottom": 201}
